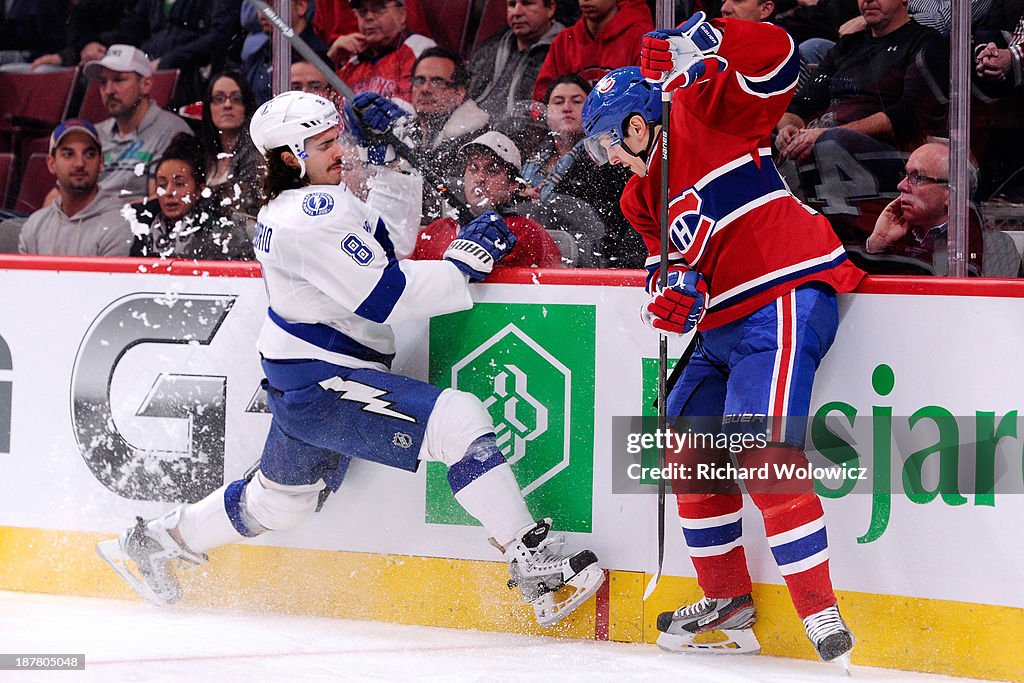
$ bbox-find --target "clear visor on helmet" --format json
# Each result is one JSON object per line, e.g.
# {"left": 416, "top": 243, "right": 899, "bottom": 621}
{"left": 582, "top": 130, "right": 620, "bottom": 166}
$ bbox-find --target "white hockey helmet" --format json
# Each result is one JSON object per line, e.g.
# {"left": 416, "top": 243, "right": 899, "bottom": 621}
{"left": 249, "top": 91, "right": 340, "bottom": 178}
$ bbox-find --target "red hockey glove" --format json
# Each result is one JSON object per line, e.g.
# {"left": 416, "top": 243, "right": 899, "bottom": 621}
{"left": 640, "top": 268, "right": 708, "bottom": 335}
{"left": 640, "top": 12, "right": 727, "bottom": 91}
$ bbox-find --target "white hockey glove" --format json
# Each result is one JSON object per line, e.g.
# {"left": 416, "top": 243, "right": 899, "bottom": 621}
{"left": 640, "top": 12, "right": 728, "bottom": 91}
{"left": 444, "top": 211, "right": 518, "bottom": 282}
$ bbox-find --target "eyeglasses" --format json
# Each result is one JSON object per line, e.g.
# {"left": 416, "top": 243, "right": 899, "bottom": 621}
{"left": 211, "top": 92, "right": 244, "bottom": 106}
{"left": 354, "top": 2, "right": 399, "bottom": 17}
{"left": 411, "top": 75, "right": 455, "bottom": 89}
{"left": 901, "top": 170, "right": 947, "bottom": 187}
{"left": 291, "top": 80, "right": 330, "bottom": 95}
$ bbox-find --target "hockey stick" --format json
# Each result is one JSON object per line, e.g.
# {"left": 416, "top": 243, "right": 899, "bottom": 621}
{"left": 249, "top": 0, "right": 476, "bottom": 224}
{"left": 642, "top": 89, "right": 674, "bottom": 602}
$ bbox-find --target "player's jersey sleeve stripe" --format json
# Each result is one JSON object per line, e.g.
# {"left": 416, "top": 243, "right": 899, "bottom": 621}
{"left": 266, "top": 307, "right": 396, "bottom": 367}
{"left": 353, "top": 257, "right": 408, "bottom": 323}
{"left": 735, "top": 36, "right": 800, "bottom": 98}
{"left": 372, "top": 217, "right": 397, "bottom": 259}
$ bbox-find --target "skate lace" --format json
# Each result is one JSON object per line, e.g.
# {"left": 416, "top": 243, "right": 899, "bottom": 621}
{"left": 674, "top": 596, "right": 716, "bottom": 619}
{"left": 803, "top": 605, "right": 845, "bottom": 644}
{"left": 528, "top": 533, "right": 570, "bottom": 568}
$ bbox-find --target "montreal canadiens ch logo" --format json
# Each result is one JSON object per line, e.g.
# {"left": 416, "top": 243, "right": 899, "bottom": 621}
{"left": 302, "top": 192, "right": 334, "bottom": 216}
{"left": 669, "top": 188, "right": 716, "bottom": 265}
{"left": 596, "top": 74, "right": 616, "bottom": 93}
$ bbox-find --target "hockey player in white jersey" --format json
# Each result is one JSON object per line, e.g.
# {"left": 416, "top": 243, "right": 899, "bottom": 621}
{"left": 97, "top": 90, "right": 604, "bottom": 627}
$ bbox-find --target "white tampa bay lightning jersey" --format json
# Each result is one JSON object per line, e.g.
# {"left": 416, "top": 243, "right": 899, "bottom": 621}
{"left": 253, "top": 169, "right": 472, "bottom": 370}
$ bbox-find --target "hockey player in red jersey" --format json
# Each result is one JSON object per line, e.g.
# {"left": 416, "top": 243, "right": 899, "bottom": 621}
{"left": 581, "top": 13, "right": 863, "bottom": 667}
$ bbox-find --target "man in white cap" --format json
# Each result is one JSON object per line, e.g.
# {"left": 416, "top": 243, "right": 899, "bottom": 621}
{"left": 83, "top": 44, "right": 193, "bottom": 202}
{"left": 412, "top": 131, "right": 562, "bottom": 268}
{"left": 18, "top": 118, "right": 134, "bottom": 256}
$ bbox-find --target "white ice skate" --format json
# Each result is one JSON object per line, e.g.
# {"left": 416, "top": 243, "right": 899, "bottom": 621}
{"left": 504, "top": 519, "right": 604, "bottom": 627}
{"left": 656, "top": 594, "right": 761, "bottom": 654}
{"left": 803, "top": 604, "right": 855, "bottom": 672}
{"left": 96, "top": 508, "right": 207, "bottom": 606}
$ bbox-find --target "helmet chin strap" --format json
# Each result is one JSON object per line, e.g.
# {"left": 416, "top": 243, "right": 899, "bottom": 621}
{"left": 619, "top": 123, "right": 660, "bottom": 165}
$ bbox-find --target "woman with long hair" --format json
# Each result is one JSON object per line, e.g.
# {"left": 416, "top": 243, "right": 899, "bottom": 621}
{"left": 199, "top": 68, "right": 266, "bottom": 217}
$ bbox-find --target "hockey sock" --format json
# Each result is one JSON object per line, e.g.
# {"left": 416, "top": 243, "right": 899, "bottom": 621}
{"left": 676, "top": 491, "right": 753, "bottom": 598}
{"left": 175, "top": 483, "right": 248, "bottom": 554}
{"left": 743, "top": 446, "right": 836, "bottom": 618}
{"left": 450, "top": 435, "right": 533, "bottom": 548}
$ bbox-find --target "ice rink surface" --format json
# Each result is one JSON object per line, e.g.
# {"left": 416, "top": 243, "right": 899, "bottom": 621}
{"left": 0, "top": 591, "right": 982, "bottom": 683}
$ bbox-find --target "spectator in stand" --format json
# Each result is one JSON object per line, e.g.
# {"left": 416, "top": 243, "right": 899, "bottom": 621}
{"left": 776, "top": 0, "right": 947, "bottom": 161}
{"left": 861, "top": 139, "right": 1021, "bottom": 276}
{"left": 29, "top": 0, "right": 135, "bottom": 71}
{"left": 720, "top": 0, "right": 776, "bottom": 21}
{"left": 532, "top": 0, "right": 654, "bottom": 101}
{"left": 315, "top": 0, "right": 360, "bottom": 52}
{"left": 127, "top": 133, "right": 255, "bottom": 260}
{"left": 319, "top": 0, "right": 432, "bottom": 64}
{"left": 467, "top": 0, "right": 565, "bottom": 118}
{"left": 334, "top": 0, "right": 435, "bottom": 103}
{"left": 0, "top": 0, "right": 68, "bottom": 67}
{"left": 408, "top": 47, "right": 490, "bottom": 223}
{"left": 242, "top": 0, "right": 330, "bottom": 105}
{"left": 19, "top": 119, "right": 134, "bottom": 257}
{"left": 972, "top": 1, "right": 1024, "bottom": 198}
{"left": 520, "top": 74, "right": 642, "bottom": 267}
{"left": 976, "top": 3, "right": 1024, "bottom": 87}
{"left": 290, "top": 59, "right": 337, "bottom": 101}
{"left": 413, "top": 131, "right": 562, "bottom": 268}
{"left": 907, "top": 0, "right": 992, "bottom": 34}
{"left": 199, "top": 68, "right": 266, "bottom": 218}
{"left": 81, "top": 0, "right": 242, "bottom": 106}
{"left": 84, "top": 45, "right": 195, "bottom": 202}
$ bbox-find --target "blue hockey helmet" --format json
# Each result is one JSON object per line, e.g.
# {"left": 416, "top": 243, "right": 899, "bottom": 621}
{"left": 581, "top": 67, "right": 662, "bottom": 164}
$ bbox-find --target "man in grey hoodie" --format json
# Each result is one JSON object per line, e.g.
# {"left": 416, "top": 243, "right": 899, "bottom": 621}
{"left": 19, "top": 118, "right": 134, "bottom": 256}
{"left": 468, "top": 0, "right": 564, "bottom": 118}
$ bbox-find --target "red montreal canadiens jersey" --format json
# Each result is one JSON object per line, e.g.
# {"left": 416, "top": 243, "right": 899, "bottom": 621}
{"left": 620, "top": 19, "right": 864, "bottom": 330}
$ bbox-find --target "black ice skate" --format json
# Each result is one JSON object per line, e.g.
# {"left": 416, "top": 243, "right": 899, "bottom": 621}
{"left": 504, "top": 519, "right": 604, "bottom": 627}
{"left": 96, "top": 508, "right": 207, "bottom": 606}
{"left": 656, "top": 593, "right": 760, "bottom": 654}
{"left": 803, "top": 604, "right": 855, "bottom": 671}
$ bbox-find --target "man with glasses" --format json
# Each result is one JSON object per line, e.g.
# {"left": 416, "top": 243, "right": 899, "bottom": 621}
{"left": 291, "top": 60, "right": 335, "bottom": 101}
{"left": 864, "top": 139, "right": 1022, "bottom": 275}
{"left": 335, "top": 0, "right": 435, "bottom": 103}
{"left": 408, "top": 47, "right": 490, "bottom": 223}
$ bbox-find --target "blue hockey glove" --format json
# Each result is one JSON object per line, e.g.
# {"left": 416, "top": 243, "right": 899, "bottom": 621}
{"left": 640, "top": 12, "right": 727, "bottom": 91}
{"left": 640, "top": 268, "right": 708, "bottom": 335}
{"left": 343, "top": 92, "right": 407, "bottom": 164}
{"left": 444, "top": 211, "right": 518, "bottom": 282}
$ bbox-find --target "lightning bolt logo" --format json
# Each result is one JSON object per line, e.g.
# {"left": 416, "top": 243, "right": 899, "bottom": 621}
{"left": 319, "top": 378, "right": 417, "bottom": 423}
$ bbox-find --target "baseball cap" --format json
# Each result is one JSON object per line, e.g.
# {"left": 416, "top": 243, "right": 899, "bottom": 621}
{"left": 460, "top": 131, "right": 522, "bottom": 174}
{"left": 49, "top": 118, "right": 101, "bottom": 154}
{"left": 83, "top": 44, "right": 153, "bottom": 79}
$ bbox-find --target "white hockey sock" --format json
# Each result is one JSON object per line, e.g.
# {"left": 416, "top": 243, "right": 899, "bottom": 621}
{"left": 454, "top": 462, "right": 534, "bottom": 548}
{"left": 175, "top": 485, "right": 246, "bottom": 554}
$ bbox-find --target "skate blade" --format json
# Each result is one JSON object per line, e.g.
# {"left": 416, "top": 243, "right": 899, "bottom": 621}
{"left": 656, "top": 627, "right": 761, "bottom": 655}
{"left": 832, "top": 651, "right": 852, "bottom": 676}
{"left": 95, "top": 540, "right": 175, "bottom": 607}
{"left": 533, "top": 564, "right": 605, "bottom": 627}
